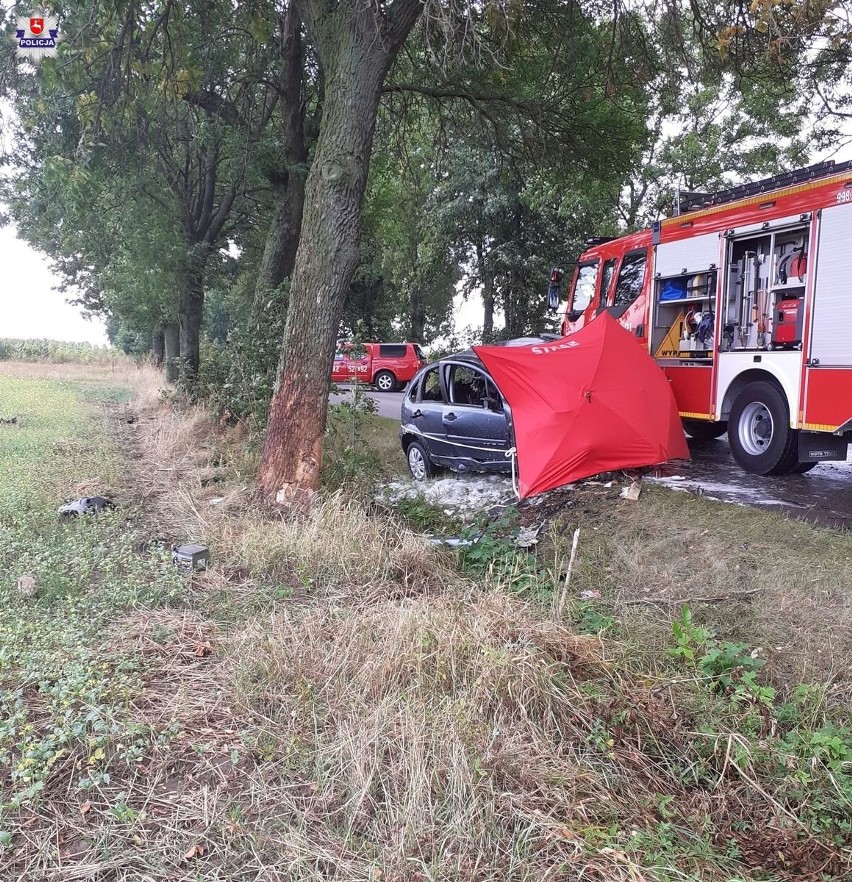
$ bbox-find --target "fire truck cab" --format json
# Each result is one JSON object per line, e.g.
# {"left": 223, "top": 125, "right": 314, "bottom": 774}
{"left": 561, "top": 161, "right": 852, "bottom": 475}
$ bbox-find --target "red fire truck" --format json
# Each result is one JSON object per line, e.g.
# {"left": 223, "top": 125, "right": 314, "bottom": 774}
{"left": 556, "top": 160, "right": 852, "bottom": 475}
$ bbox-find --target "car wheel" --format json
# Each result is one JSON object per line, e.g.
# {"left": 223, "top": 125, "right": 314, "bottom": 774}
{"left": 683, "top": 419, "right": 727, "bottom": 441}
{"left": 728, "top": 381, "right": 798, "bottom": 475}
{"left": 374, "top": 370, "right": 397, "bottom": 392}
{"left": 406, "top": 441, "right": 435, "bottom": 481}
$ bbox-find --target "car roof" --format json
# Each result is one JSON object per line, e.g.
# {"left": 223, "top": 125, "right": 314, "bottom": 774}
{"left": 443, "top": 335, "right": 554, "bottom": 364}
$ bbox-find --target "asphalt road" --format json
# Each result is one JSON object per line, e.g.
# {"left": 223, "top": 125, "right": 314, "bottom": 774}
{"left": 650, "top": 435, "right": 852, "bottom": 528}
{"left": 329, "top": 384, "right": 406, "bottom": 420}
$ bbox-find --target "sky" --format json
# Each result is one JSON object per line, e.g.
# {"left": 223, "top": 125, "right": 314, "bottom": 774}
{"left": 0, "top": 224, "right": 109, "bottom": 344}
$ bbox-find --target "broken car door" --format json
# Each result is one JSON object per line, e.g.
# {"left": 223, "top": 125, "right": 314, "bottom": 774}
{"left": 442, "top": 363, "right": 512, "bottom": 471}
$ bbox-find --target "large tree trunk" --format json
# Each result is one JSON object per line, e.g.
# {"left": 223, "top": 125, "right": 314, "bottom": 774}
{"left": 250, "top": 4, "right": 308, "bottom": 327}
{"left": 178, "top": 267, "right": 205, "bottom": 383}
{"left": 152, "top": 327, "right": 165, "bottom": 367}
{"left": 409, "top": 283, "right": 425, "bottom": 342}
{"left": 164, "top": 323, "right": 180, "bottom": 383}
{"left": 256, "top": 0, "right": 422, "bottom": 503}
{"left": 256, "top": 175, "right": 305, "bottom": 294}
{"left": 477, "top": 240, "right": 495, "bottom": 340}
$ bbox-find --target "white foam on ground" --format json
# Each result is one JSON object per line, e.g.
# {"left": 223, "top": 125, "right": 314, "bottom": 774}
{"left": 647, "top": 475, "right": 802, "bottom": 507}
{"left": 379, "top": 474, "right": 515, "bottom": 518}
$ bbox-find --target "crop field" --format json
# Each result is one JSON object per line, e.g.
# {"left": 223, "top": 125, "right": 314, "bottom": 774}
{"left": 0, "top": 367, "right": 849, "bottom": 881}
{"left": 0, "top": 339, "right": 124, "bottom": 365}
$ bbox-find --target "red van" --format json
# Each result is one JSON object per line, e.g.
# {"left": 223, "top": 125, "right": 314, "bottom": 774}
{"left": 331, "top": 342, "right": 426, "bottom": 392}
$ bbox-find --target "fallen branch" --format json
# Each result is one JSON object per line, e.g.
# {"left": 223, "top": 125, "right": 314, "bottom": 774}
{"left": 621, "top": 587, "right": 764, "bottom": 607}
{"left": 554, "top": 528, "right": 580, "bottom": 620}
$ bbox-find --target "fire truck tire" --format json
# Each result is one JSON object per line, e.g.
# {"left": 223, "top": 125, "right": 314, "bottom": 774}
{"left": 374, "top": 370, "right": 398, "bottom": 392}
{"left": 683, "top": 419, "right": 727, "bottom": 441}
{"left": 406, "top": 441, "right": 436, "bottom": 481}
{"left": 792, "top": 462, "right": 817, "bottom": 474}
{"left": 728, "top": 381, "right": 799, "bottom": 475}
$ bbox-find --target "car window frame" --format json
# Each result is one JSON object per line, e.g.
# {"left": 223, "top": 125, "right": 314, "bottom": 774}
{"left": 595, "top": 257, "right": 618, "bottom": 312}
{"left": 417, "top": 364, "right": 445, "bottom": 403}
{"left": 445, "top": 361, "right": 503, "bottom": 411}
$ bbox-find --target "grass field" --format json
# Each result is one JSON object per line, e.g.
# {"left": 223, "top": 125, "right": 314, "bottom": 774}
{"left": 0, "top": 365, "right": 850, "bottom": 881}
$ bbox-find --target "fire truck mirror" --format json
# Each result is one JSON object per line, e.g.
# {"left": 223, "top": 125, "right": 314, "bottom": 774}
{"left": 546, "top": 267, "right": 563, "bottom": 312}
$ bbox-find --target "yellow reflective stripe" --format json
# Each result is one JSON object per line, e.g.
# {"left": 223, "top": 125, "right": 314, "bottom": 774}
{"left": 679, "top": 411, "right": 713, "bottom": 419}
{"left": 802, "top": 422, "right": 837, "bottom": 432}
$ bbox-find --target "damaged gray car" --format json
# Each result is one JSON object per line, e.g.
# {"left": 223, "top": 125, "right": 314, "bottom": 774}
{"left": 400, "top": 337, "right": 555, "bottom": 480}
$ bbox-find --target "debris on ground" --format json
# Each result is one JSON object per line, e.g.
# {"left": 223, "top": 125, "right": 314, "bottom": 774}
{"left": 515, "top": 524, "right": 543, "bottom": 548}
{"left": 619, "top": 479, "right": 642, "bottom": 501}
{"left": 17, "top": 574, "right": 37, "bottom": 597}
{"left": 428, "top": 536, "right": 476, "bottom": 548}
{"left": 172, "top": 543, "right": 210, "bottom": 572}
{"left": 428, "top": 522, "right": 544, "bottom": 550}
{"left": 57, "top": 496, "right": 115, "bottom": 517}
{"left": 580, "top": 589, "right": 601, "bottom": 599}
{"left": 0, "top": 416, "right": 18, "bottom": 425}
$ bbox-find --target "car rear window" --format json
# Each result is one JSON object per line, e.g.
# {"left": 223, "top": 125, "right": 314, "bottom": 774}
{"left": 379, "top": 344, "right": 408, "bottom": 358}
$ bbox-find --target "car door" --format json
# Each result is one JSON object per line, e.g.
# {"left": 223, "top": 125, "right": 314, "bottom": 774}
{"left": 342, "top": 349, "right": 370, "bottom": 382}
{"left": 331, "top": 348, "right": 348, "bottom": 383}
{"left": 443, "top": 363, "right": 511, "bottom": 469}
{"left": 405, "top": 364, "right": 454, "bottom": 462}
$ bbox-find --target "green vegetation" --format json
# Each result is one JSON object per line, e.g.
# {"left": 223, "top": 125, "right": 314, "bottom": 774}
{"left": 0, "top": 339, "right": 118, "bottom": 364}
{"left": 0, "top": 367, "right": 849, "bottom": 880}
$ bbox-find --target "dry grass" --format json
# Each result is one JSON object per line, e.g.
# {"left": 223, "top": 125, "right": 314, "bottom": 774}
{"left": 231, "top": 493, "right": 461, "bottom": 601}
{"left": 218, "top": 590, "right": 847, "bottom": 881}
{"left": 550, "top": 487, "right": 852, "bottom": 701}
{"left": 3, "top": 365, "right": 850, "bottom": 881}
{"left": 123, "top": 384, "right": 445, "bottom": 605}
{"left": 0, "top": 357, "right": 157, "bottom": 392}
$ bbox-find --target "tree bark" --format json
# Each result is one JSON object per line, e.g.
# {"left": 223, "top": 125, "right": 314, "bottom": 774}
{"left": 250, "top": 5, "right": 308, "bottom": 324}
{"left": 164, "top": 323, "right": 180, "bottom": 383}
{"left": 477, "top": 240, "right": 495, "bottom": 340}
{"left": 178, "top": 264, "right": 205, "bottom": 382}
{"left": 256, "top": 175, "right": 305, "bottom": 294}
{"left": 256, "top": 0, "right": 422, "bottom": 503}
{"left": 152, "top": 327, "right": 165, "bottom": 367}
{"left": 409, "top": 283, "right": 425, "bottom": 342}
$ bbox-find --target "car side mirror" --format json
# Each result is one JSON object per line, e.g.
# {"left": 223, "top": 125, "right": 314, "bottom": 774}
{"left": 567, "top": 310, "right": 583, "bottom": 323}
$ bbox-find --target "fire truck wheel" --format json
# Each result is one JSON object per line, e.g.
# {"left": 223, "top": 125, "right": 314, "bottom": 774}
{"left": 406, "top": 441, "right": 436, "bottom": 481}
{"left": 792, "top": 462, "right": 817, "bottom": 474}
{"left": 728, "top": 381, "right": 799, "bottom": 475}
{"left": 374, "top": 370, "right": 398, "bottom": 392}
{"left": 683, "top": 419, "right": 727, "bottom": 441}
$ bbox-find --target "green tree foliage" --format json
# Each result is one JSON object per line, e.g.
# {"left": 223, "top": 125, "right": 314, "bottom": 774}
{"left": 342, "top": 111, "right": 459, "bottom": 344}
{"left": 3, "top": 1, "right": 262, "bottom": 380}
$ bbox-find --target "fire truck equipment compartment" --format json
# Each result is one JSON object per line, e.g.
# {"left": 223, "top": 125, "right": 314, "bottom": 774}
{"left": 772, "top": 299, "right": 804, "bottom": 347}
